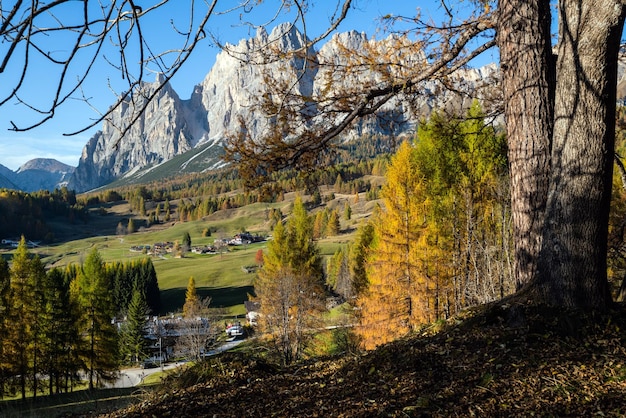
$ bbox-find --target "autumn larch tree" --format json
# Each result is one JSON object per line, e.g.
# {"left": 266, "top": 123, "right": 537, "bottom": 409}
{"left": 0, "top": 257, "right": 10, "bottom": 396}
{"left": 183, "top": 276, "right": 200, "bottom": 318}
{"left": 5, "top": 237, "right": 47, "bottom": 399}
{"left": 179, "top": 276, "right": 221, "bottom": 361}
{"left": 356, "top": 141, "right": 429, "bottom": 349}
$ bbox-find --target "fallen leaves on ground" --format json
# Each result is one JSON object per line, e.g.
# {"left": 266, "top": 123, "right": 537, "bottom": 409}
{"left": 99, "top": 303, "right": 626, "bottom": 417}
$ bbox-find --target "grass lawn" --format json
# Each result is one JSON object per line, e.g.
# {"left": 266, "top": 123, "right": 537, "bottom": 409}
{"left": 17, "top": 192, "right": 374, "bottom": 317}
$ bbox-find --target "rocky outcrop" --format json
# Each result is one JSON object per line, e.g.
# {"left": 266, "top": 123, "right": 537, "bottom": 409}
{"left": 198, "top": 23, "right": 317, "bottom": 145}
{"left": 68, "top": 74, "right": 209, "bottom": 192}
{"left": 67, "top": 25, "right": 497, "bottom": 192}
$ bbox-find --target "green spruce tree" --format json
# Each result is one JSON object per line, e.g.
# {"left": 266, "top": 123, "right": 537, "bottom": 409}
{"left": 255, "top": 196, "right": 324, "bottom": 364}
{"left": 119, "top": 288, "right": 149, "bottom": 365}
{"left": 74, "top": 248, "right": 118, "bottom": 389}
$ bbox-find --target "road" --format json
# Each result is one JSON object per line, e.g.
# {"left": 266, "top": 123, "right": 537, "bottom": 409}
{"left": 107, "top": 339, "right": 244, "bottom": 388}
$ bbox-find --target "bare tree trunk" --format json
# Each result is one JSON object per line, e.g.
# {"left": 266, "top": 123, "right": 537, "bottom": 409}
{"left": 534, "top": 0, "right": 625, "bottom": 307}
{"left": 497, "top": 0, "right": 555, "bottom": 289}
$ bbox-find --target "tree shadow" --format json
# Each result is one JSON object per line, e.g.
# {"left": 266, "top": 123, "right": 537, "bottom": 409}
{"left": 159, "top": 285, "right": 255, "bottom": 315}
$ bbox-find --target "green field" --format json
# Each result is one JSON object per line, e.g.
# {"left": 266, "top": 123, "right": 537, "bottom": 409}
{"left": 13, "top": 193, "right": 371, "bottom": 317}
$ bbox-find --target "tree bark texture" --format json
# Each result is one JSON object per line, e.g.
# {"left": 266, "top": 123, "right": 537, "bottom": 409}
{"left": 535, "top": 0, "right": 626, "bottom": 307}
{"left": 497, "top": 0, "right": 555, "bottom": 289}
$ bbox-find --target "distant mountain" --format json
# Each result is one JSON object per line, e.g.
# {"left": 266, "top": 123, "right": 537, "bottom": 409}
{"left": 67, "top": 24, "right": 497, "bottom": 193}
{"left": 0, "top": 158, "right": 75, "bottom": 192}
{"left": 0, "top": 164, "right": 17, "bottom": 189}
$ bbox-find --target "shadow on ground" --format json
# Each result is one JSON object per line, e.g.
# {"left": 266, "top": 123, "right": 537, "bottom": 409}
{"left": 159, "top": 285, "right": 254, "bottom": 315}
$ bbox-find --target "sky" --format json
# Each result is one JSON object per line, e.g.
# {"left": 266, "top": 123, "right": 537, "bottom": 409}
{"left": 0, "top": 0, "right": 498, "bottom": 171}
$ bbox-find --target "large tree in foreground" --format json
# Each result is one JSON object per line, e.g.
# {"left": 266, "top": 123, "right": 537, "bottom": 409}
{"left": 498, "top": 0, "right": 625, "bottom": 307}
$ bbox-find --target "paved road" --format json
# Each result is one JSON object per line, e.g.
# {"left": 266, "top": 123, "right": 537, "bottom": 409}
{"left": 107, "top": 361, "right": 185, "bottom": 388}
{"left": 107, "top": 339, "right": 244, "bottom": 388}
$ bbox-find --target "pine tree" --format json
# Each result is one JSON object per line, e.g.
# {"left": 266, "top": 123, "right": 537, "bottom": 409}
{"left": 255, "top": 196, "right": 324, "bottom": 364}
{"left": 119, "top": 288, "right": 149, "bottom": 365}
{"left": 74, "top": 248, "right": 118, "bottom": 389}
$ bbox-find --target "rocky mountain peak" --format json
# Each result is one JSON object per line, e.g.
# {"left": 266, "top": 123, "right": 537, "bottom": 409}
{"left": 1, "top": 158, "right": 76, "bottom": 192}
{"left": 66, "top": 25, "right": 498, "bottom": 193}
{"left": 17, "top": 158, "right": 73, "bottom": 174}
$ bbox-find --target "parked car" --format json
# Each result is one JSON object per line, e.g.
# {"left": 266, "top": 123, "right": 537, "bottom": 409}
{"left": 141, "top": 361, "right": 158, "bottom": 369}
{"left": 226, "top": 323, "right": 244, "bottom": 338}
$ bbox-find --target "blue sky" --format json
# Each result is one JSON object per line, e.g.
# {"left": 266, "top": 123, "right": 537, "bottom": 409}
{"left": 0, "top": 0, "right": 497, "bottom": 171}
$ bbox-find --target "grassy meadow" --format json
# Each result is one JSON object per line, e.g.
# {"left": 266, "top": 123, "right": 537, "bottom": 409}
{"left": 15, "top": 191, "right": 374, "bottom": 317}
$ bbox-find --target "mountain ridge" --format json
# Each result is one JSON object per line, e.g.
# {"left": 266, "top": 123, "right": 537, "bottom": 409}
{"left": 0, "top": 158, "right": 74, "bottom": 192}
{"left": 66, "top": 25, "right": 497, "bottom": 193}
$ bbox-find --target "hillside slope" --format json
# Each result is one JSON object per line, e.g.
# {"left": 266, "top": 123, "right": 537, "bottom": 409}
{"left": 101, "top": 303, "right": 626, "bottom": 417}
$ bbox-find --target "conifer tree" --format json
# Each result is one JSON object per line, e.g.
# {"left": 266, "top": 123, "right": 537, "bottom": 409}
{"left": 312, "top": 210, "right": 326, "bottom": 240}
{"left": 0, "top": 258, "right": 10, "bottom": 396}
{"left": 5, "top": 237, "right": 44, "bottom": 399}
{"left": 349, "top": 222, "right": 375, "bottom": 297}
{"left": 343, "top": 202, "right": 352, "bottom": 221}
{"left": 327, "top": 247, "right": 353, "bottom": 300}
{"left": 155, "top": 203, "right": 161, "bottom": 223}
{"left": 182, "top": 232, "right": 192, "bottom": 253}
{"left": 127, "top": 218, "right": 135, "bottom": 234}
{"left": 119, "top": 288, "right": 149, "bottom": 365}
{"left": 183, "top": 276, "right": 199, "bottom": 318}
{"left": 326, "top": 209, "right": 340, "bottom": 236}
{"left": 27, "top": 255, "right": 47, "bottom": 399}
{"left": 357, "top": 142, "right": 428, "bottom": 350}
{"left": 357, "top": 107, "right": 511, "bottom": 350}
{"left": 255, "top": 196, "right": 324, "bottom": 364}
{"left": 42, "top": 268, "right": 79, "bottom": 395}
{"left": 140, "top": 258, "right": 161, "bottom": 315}
{"left": 74, "top": 248, "right": 118, "bottom": 389}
